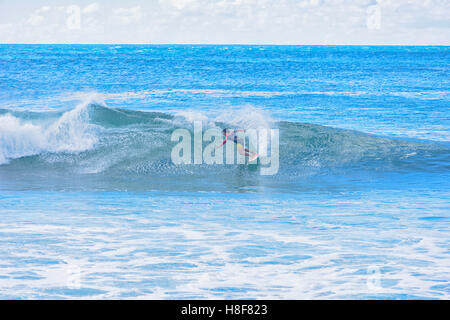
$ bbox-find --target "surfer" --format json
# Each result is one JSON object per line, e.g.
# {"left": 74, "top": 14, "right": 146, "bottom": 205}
{"left": 217, "top": 128, "right": 259, "bottom": 161}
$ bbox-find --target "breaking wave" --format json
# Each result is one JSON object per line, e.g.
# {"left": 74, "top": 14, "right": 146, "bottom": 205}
{"left": 0, "top": 98, "right": 448, "bottom": 191}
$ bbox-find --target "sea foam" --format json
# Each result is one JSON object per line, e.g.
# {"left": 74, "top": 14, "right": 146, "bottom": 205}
{"left": 0, "top": 100, "right": 98, "bottom": 165}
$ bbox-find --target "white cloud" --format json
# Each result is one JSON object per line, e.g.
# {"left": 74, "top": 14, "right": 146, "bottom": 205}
{"left": 27, "top": 14, "right": 44, "bottom": 26}
{"left": 39, "top": 6, "right": 51, "bottom": 13}
{"left": 113, "top": 6, "right": 143, "bottom": 25}
{"left": 0, "top": 24, "right": 13, "bottom": 32}
{"left": 165, "top": 0, "right": 197, "bottom": 10}
{"left": 83, "top": 3, "right": 100, "bottom": 15}
{"left": 1, "top": 0, "right": 449, "bottom": 44}
{"left": 27, "top": 6, "right": 52, "bottom": 26}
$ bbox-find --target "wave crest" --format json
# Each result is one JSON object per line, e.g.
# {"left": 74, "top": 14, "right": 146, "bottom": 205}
{"left": 0, "top": 101, "right": 97, "bottom": 165}
{"left": 0, "top": 102, "right": 448, "bottom": 177}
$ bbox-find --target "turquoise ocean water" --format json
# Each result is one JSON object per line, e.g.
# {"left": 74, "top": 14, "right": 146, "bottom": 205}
{"left": 0, "top": 45, "right": 449, "bottom": 299}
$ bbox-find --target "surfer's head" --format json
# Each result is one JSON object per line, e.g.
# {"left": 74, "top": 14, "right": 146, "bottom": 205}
{"left": 222, "top": 128, "right": 228, "bottom": 136}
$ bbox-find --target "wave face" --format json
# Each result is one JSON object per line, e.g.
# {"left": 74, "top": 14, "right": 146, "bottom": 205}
{"left": 0, "top": 101, "right": 449, "bottom": 192}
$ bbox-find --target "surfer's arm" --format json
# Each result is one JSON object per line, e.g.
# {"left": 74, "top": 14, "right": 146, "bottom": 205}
{"left": 216, "top": 137, "right": 227, "bottom": 149}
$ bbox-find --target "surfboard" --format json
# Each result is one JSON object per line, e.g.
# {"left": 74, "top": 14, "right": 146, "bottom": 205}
{"left": 249, "top": 153, "right": 259, "bottom": 162}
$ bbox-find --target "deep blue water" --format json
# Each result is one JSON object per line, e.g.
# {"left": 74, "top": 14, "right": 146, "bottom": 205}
{"left": 0, "top": 45, "right": 449, "bottom": 299}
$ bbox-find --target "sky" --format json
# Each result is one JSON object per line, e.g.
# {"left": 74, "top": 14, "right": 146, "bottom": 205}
{"left": 0, "top": 0, "right": 449, "bottom": 44}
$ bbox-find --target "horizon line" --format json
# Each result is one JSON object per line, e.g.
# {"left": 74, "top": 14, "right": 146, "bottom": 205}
{"left": 1, "top": 43, "right": 449, "bottom": 46}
